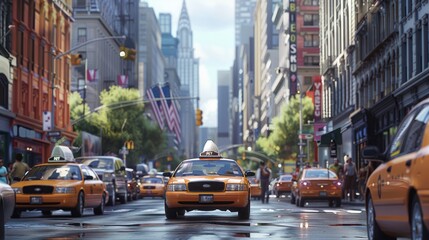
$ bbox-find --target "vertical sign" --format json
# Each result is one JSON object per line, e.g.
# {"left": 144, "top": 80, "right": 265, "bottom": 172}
{"left": 43, "top": 111, "right": 51, "bottom": 131}
{"left": 313, "top": 76, "right": 322, "bottom": 121}
{"left": 289, "top": 0, "right": 298, "bottom": 96}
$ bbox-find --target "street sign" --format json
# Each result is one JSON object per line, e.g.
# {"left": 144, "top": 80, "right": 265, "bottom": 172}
{"left": 297, "top": 154, "right": 307, "bottom": 158}
{"left": 119, "top": 146, "right": 129, "bottom": 155}
{"left": 297, "top": 142, "right": 307, "bottom": 146}
{"left": 299, "top": 134, "right": 313, "bottom": 139}
{"left": 47, "top": 131, "right": 61, "bottom": 137}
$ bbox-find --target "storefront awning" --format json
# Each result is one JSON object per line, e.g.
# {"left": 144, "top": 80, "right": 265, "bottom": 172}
{"left": 319, "top": 128, "right": 342, "bottom": 147}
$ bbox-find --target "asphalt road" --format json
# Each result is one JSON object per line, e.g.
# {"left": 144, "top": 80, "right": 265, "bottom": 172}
{"left": 5, "top": 195, "right": 369, "bottom": 240}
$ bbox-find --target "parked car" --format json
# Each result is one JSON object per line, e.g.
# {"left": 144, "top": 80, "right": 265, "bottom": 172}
{"left": 1, "top": 181, "right": 15, "bottom": 239}
{"left": 77, "top": 156, "right": 128, "bottom": 205}
{"left": 126, "top": 168, "right": 139, "bottom": 201}
{"left": 163, "top": 140, "right": 255, "bottom": 220}
{"left": 363, "top": 98, "right": 429, "bottom": 240}
{"left": 11, "top": 146, "right": 107, "bottom": 218}
{"left": 291, "top": 168, "right": 342, "bottom": 207}
{"left": 272, "top": 174, "right": 293, "bottom": 198}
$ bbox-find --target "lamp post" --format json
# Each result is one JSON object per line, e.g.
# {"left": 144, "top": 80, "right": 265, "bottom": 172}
{"left": 49, "top": 35, "right": 126, "bottom": 132}
{"left": 299, "top": 81, "right": 303, "bottom": 169}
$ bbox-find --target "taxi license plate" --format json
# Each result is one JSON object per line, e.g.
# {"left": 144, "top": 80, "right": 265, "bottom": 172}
{"left": 319, "top": 191, "right": 327, "bottom": 197}
{"left": 30, "top": 196, "right": 42, "bottom": 204}
{"left": 199, "top": 195, "right": 213, "bottom": 203}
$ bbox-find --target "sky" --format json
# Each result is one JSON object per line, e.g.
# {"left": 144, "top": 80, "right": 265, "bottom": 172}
{"left": 145, "top": 0, "right": 235, "bottom": 128}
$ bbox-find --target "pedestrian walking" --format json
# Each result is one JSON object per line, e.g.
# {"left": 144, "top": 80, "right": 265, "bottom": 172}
{"left": 0, "top": 159, "right": 8, "bottom": 184}
{"left": 343, "top": 157, "right": 357, "bottom": 201}
{"left": 10, "top": 153, "right": 30, "bottom": 183}
{"left": 256, "top": 161, "right": 272, "bottom": 204}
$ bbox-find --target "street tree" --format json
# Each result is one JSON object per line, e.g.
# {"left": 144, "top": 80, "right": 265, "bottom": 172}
{"left": 257, "top": 96, "right": 314, "bottom": 163}
{"left": 69, "top": 86, "right": 166, "bottom": 167}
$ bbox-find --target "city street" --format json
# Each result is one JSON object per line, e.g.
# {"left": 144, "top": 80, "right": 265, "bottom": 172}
{"left": 5, "top": 195, "right": 368, "bottom": 240}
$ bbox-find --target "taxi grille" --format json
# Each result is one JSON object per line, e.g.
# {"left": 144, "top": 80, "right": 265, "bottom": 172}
{"left": 143, "top": 186, "right": 155, "bottom": 189}
{"left": 23, "top": 185, "right": 54, "bottom": 194}
{"left": 188, "top": 181, "right": 225, "bottom": 192}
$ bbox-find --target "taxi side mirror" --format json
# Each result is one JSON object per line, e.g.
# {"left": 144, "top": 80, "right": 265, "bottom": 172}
{"left": 362, "top": 146, "right": 385, "bottom": 161}
{"left": 84, "top": 175, "right": 94, "bottom": 180}
{"left": 245, "top": 171, "right": 255, "bottom": 177}
{"left": 120, "top": 166, "right": 126, "bottom": 171}
{"left": 163, "top": 172, "right": 172, "bottom": 177}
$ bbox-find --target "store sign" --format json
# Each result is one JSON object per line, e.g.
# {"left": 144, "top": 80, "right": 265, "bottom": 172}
{"left": 289, "top": 0, "right": 298, "bottom": 96}
{"left": 313, "top": 76, "right": 322, "bottom": 121}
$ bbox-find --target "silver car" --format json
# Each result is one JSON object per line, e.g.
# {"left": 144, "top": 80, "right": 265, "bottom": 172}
{"left": 1, "top": 181, "right": 15, "bottom": 238}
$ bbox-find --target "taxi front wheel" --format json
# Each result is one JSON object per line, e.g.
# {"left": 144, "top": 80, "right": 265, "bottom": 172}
{"left": 238, "top": 196, "right": 251, "bottom": 220}
{"left": 164, "top": 201, "right": 177, "bottom": 219}
{"left": 411, "top": 195, "right": 429, "bottom": 240}
{"left": 71, "top": 192, "right": 84, "bottom": 217}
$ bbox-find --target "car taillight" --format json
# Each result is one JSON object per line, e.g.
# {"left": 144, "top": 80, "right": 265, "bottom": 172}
{"left": 333, "top": 181, "right": 342, "bottom": 186}
{"left": 301, "top": 181, "right": 311, "bottom": 186}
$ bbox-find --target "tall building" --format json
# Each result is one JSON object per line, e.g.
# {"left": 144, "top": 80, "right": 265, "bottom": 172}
{"left": 217, "top": 69, "right": 233, "bottom": 148}
{"left": 0, "top": 0, "right": 15, "bottom": 164}
{"left": 177, "top": 0, "right": 199, "bottom": 108}
{"left": 176, "top": 0, "right": 199, "bottom": 156}
{"left": 253, "top": 0, "right": 280, "bottom": 138}
{"left": 235, "top": 0, "right": 257, "bottom": 45}
{"left": 10, "top": 0, "right": 77, "bottom": 166}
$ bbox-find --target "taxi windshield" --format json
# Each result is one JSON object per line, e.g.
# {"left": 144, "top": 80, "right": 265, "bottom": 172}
{"left": 82, "top": 158, "right": 114, "bottom": 170}
{"left": 22, "top": 165, "right": 82, "bottom": 181}
{"left": 174, "top": 160, "right": 243, "bottom": 177}
{"left": 280, "top": 175, "right": 292, "bottom": 181}
{"left": 142, "top": 177, "right": 163, "bottom": 184}
{"left": 304, "top": 169, "right": 338, "bottom": 179}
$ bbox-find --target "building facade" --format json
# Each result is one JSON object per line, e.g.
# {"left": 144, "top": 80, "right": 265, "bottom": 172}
{"left": 10, "top": 0, "right": 77, "bottom": 166}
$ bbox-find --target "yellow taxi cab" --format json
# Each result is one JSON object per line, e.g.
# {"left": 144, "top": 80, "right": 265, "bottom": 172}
{"left": 248, "top": 176, "right": 261, "bottom": 200}
{"left": 273, "top": 174, "right": 293, "bottom": 198}
{"left": 139, "top": 174, "right": 166, "bottom": 199}
{"left": 11, "top": 146, "right": 108, "bottom": 218}
{"left": 163, "top": 140, "right": 255, "bottom": 219}
{"left": 363, "top": 98, "right": 429, "bottom": 240}
{"left": 290, "top": 168, "right": 342, "bottom": 207}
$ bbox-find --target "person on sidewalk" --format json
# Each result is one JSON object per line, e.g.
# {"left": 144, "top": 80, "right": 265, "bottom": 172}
{"left": 9, "top": 153, "right": 30, "bottom": 183}
{"left": 343, "top": 157, "right": 357, "bottom": 201}
{"left": 256, "top": 161, "right": 272, "bottom": 204}
{"left": 0, "top": 159, "right": 8, "bottom": 184}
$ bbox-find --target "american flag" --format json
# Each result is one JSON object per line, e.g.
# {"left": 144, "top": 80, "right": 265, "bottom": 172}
{"left": 146, "top": 85, "right": 165, "bottom": 129}
{"left": 161, "top": 84, "right": 181, "bottom": 143}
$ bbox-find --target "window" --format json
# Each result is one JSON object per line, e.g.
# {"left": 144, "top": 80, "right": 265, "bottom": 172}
{"left": 388, "top": 109, "right": 417, "bottom": 158}
{"left": 77, "top": 28, "right": 87, "bottom": 43}
{"left": 304, "top": 56, "right": 320, "bottom": 66}
{"left": 304, "top": 14, "right": 319, "bottom": 26}
{"left": 304, "top": 34, "right": 319, "bottom": 47}
{"left": 402, "top": 105, "right": 429, "bottom": 153}
{"left": 0, "top": 74, "right": 7, "bottom": 108}
{"left": 303, "top": 0, "right": 319, "bottom": 6}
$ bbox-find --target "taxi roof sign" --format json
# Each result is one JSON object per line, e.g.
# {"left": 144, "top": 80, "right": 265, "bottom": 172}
{"left": 199, "top": 140, "right": 221, "bottom": 158}
{"left": 49, "top": 146, "right": 75, "bottom": 162}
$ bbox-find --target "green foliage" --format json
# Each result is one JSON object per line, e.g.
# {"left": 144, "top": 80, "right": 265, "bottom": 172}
{"left": 257, "top": 96, "right": 314, "bottom": 161}
{"left": 69, "top": 86, "right": 166, "bottom": 168}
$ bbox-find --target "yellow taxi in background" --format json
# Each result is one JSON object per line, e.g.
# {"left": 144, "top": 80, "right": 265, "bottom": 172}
{"left": 273, "top": 174, "right": 293, "bottom": 198}
{"left": 363, "top": 98, "right": 429, "bottom": 240}
{"left": 11, "top": 146, "right": 107, "bottom": 218}
{"left": 163, "top": 140, "right": 255, "bottom": 220}
{"left": 248, "top": 176, "right": 261, "bottom": 200}
{"left": 140, "top": 175, "right": 166, "bottom": 199}
{"left": 291, "top": 168, "right": 342, "bottom": 207}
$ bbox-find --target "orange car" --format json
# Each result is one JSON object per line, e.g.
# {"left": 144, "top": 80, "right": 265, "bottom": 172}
{"left": 140, "top": 175, "right": 166, "bottom": 198}
{"left": 290, "top": 168, "right": 342, "bottom": 207}
{"left": 11, "top": 146, "right": 107, "bottom": 218}
{"left": 273, "top": 174, "right": 293, "bottom": 198}
{"left": 163, "top": 140, "right": 255, "bottom": 219}
{"left": 248, "top": 177, "right": 261, "bottom": 200}
{"left": 363, "top": 98, "right": 429, "bottom": 240}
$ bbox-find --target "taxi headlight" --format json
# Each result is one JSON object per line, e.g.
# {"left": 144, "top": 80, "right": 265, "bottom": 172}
{"left": 167, "top": 184, "right": 187, "bottom": 191}
{"left": 226, "top": 184, "right": 247, "bottom": 191}
{"left": 55, "top": 187, "right": 75, "bottom": 194}
{"left": 12, "top": 187, "right": 22, "bottom": 194}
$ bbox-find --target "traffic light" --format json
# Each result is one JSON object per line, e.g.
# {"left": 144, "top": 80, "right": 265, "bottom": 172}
{"left": 125, "top": 140, "right": 134, "bottom": 150}
{"left": 119, "top": 46, "right": 136, "bottom": 61}
{"left": 70, "top": 53, "right": 82, "bottom": 65}
{"left": 196, "top": 108, "right": 203, "bottom": 126}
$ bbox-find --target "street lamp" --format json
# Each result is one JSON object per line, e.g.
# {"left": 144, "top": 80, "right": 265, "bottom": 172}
{"left": 49, "top": 35, "right": 126, "bottom": 133}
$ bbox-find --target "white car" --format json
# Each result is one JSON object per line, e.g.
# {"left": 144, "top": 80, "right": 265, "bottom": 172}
{"left": 1, "top": 181, "right": 15, "bottom": 238}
